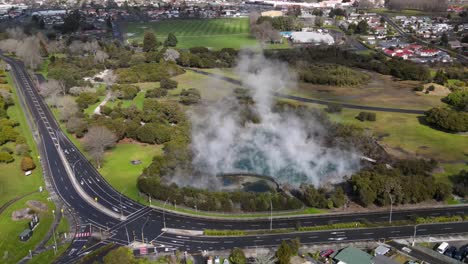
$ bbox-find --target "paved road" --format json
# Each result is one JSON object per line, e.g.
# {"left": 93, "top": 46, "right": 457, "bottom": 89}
{"left": 2, "top": 55, "right": 467, "bottom": 263}
{"left": 188, "top": 69, "right": 427, "bottom": 115}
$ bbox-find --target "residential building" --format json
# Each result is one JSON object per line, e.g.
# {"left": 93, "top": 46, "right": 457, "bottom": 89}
{"left": 333, "top": 247, "right": 374, "bottom": 264}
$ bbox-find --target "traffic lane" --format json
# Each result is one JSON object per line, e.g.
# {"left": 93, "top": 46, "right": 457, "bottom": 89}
{"left": 152, "top": 222, "right": 468, "bottom": 253}
{"left": 57, "top": 134, "right": 144, "bottom": 213}
{"left": 39, "top": 120, "right": 119, "bottom": 227}
{"left": 147, "top": 205, "right": 468, "bottom": 231}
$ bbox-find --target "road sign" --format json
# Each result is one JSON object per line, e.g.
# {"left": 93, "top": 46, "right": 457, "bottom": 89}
{"left": 140, "top": 247, "right": 148, "bottom": 255}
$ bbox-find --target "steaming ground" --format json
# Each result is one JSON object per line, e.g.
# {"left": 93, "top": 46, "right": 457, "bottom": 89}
{"left": 190, "top": 52, "right": 361, "bottom": 187}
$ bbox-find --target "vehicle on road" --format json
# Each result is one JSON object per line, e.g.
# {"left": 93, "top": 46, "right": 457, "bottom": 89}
{"left": 436, "top": 242, "right": 449, "bottom": 254}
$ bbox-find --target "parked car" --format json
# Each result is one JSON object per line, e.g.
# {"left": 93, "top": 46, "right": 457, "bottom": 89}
{"left": 436, "top": 242, "right": 449, "bottom": 254}
{"left": 320, "top": 249, "right": 334, "bottom": 258}
{"left": 444, "top": 246, "right": 456, "bottom": 258}
{"left": 453, "top": 249, "right": 464, "bottom": 261}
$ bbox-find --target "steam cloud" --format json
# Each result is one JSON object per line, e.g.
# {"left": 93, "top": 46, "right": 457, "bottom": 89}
{"left": 190, "top": 52, "right": 361, "bottom": 187}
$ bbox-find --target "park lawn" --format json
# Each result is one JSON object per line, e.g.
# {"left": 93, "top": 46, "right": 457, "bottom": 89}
{"left": 29, "top": 242, "right": 70, "bottom": 264}
{"left": 125, "top": 18, "right": 280, "bottom": 50}
{"left": 98, "top": 143, "right": 163, "bottom": 204}
{"left": 172, "top": 70, "right": 239, "bottom": 101}
{"left": 329, "top": 109, "right": 468, "bottom": 168}
{"left": 369, "top": 8, "right": 443, "bottom": 16}
{"left": 0, "top": 74, "right": 44, "bottom": 206}
{"left": 0, "top": 192, "right": 55, "bottom": 264}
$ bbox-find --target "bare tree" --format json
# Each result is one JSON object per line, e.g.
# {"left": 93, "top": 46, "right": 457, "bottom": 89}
{"left": 68, "top": 40, "right": 85, "bottom": 55}
{"left": 69, "top": 86, "right": 95, "bottom": 96}
{"left": 82, "top": 126, "right": 117, "bottom": 168}
{"left": 17, "top": 36, "right": 43, "bottom": 69}
{"left": 254, "top": 253, "right": 277, "bottom": 264}
{"left": 40, "top": 79, "right": 65, "bottom": 98}
{"left": 94, "top": 50, "right": 109, "bottom": 64}
{"left": 102, "top": 70, "right": 117, "bottom": 88}
{"left": 163, "top": 48, "right": 180, "bottom": 62}
{"left": 0, "top": 39, "right": 20, "bottom": 53}
{"left": 251, "top": 21, "right": 280, "bottom": 44}
{"left": 47, "top": 40, "right": 66, "bottom": 53}
{"left": 6, "top": 27, "right": 26, "bottom": 40}
{"left": 84, "top": 40, "right": 100, "bottom": 55}
{"left": 249, "top": 11, "right": 261, "bottom": 26}
{"left": 57, "top": 96, "right": 78, "bottom": 121}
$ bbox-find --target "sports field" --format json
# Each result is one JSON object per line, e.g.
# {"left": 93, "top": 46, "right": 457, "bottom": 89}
{"left": 125, "top": 18, "right": 267, "bottom": 49}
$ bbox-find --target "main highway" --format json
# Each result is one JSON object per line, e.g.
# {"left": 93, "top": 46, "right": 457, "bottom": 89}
{"left": 2, "top": 54, "right": 468, "bottom": 263}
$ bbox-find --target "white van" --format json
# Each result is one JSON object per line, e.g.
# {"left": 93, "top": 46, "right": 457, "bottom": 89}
{"left": 436, "top": 242, "right": 449, "bottom": 254}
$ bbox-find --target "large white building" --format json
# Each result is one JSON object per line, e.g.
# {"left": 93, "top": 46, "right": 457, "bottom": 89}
{"left": 290, "top": 31, "right": 335, "bottom": 45}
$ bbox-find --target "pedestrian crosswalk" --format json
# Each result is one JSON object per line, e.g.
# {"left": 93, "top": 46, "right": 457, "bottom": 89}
{"left": 76, "top": 232, "right": 90, "bottom": 238}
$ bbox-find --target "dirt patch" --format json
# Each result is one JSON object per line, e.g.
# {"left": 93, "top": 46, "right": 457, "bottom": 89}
{"left": 417, "top": 83, "right": 451, "bottom": 96}
{"left": 12, "top": 208, "right": 33, "bottom": 221}
{"left": 26, "top": 200, "right": 48, "bottom": 212}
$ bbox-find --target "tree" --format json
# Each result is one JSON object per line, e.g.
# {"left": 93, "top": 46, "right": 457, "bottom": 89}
{"left": 17, "top": 36, "right": 43, "bottom": 69}
{"left": 356, "top": 20, "right": 369, "bottom": 34}
{"left": 40, "top": 79, "right": 65, "bottom": 98}
{"left": 103, "top": 247, "right": 135, "bottom": 264}
{"left": 57, "top": 96, "right": 78, "bottom": 121}
{"left": 331, "top": 187, "right": 346, "bottom": 207}
{"left": 160, "top": 78, "right": 178, "bottom": 89}
{"left": 21, "top": 156, "right": 36, "bottom": 171}
{"left": 276, "top": 241, "right": 293, "bottom": 264}
{"left": 229, "top": 248, "right": 246, "bottom": 264}
{"left": 433, "top": 69, "right": 447, "bottom": 85}
{"left": 62, "top": 10, "right": 82, "bottom": 33}
{"left": 82, "top": 126, "right": 117, "bottom": 168}
{"left": 164, "top": 33, "right": 178, "bottom": 47}
{"left": 15, "top": 144, "right": 30, "bottom": 156}
{"left": 0, "top": 152, "right": 14, "bottom": 163}
{"left": 143, "top": 31, "right": 157, "bottom": 52}
{"left": 163, "top": 49, "right": 180, "bottom": 62}
{"left": 441, "top": 32, "right": 449, "bottom": 46}
{"left": 94, "top": 50, "right": 109, "bottom": 64}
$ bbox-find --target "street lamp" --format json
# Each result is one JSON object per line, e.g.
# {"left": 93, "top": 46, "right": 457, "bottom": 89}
{"left": 163, "top": 198, "right": 169, "bottom": 230}
{"left": 387, "top": 192, "right": 393, "bottom": 224}
{"left": 141, "top": 216, "right": 149, "bottom": 243}
{"left": 270, "top": 199, "right": 273, "bottom": 231}
{"left": 51, "top": 210, "right": 58, "bottom": 255}
{"left": 412, "top": 225, "right": 418, "bottom": 246}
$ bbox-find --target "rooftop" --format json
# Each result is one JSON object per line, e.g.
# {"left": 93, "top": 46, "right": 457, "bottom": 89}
{"left": 334, "top": 247, "right": 374, "bottom": 264}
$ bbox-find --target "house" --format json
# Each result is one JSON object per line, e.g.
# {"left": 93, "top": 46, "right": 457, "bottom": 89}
{"left": 261, "top": 10, "right": 283, "bottom": 17}
{"left": 417, "top": 49, "right": 439, "bottom": 57}
{"left": 448, "top": 40, "right": 462, "bottom": 49}
{"left": 333, "top": 247, "right": 374, "bottom": 264}
{"left": 290, "top": 31, "right": 335, "bottom": 45}
{"left": 374, "top": 245, "right": 390, "bottom": 256}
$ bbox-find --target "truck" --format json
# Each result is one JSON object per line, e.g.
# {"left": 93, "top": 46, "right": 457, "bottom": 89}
{"left": 436, "top": 242, "right": 449, "bottom": 254}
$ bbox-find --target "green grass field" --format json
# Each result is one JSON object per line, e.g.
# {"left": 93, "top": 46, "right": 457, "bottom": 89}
{"left": 124, "top": 18, "right": 284, "bottom": 50}
{"left": 0, "top": 71, "right": 62, "bottom": 263}
{"left": 98, "top": 143, "right": 163, "bottom": 204}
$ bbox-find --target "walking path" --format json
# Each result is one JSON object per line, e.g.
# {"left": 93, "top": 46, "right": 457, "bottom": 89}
{"left": 93, "top": 91, "right": 112, "bottom": 115}
{"left": 0, "top": 191, "right": 37, "bottom": 215}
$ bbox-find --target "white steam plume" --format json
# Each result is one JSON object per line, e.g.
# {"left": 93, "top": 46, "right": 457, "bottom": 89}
{"left": 190, "top": 52, "right": 361, "bottom": 187}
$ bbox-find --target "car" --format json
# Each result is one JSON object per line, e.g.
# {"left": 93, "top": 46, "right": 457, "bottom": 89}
{"left": 436, "top": 242, "right": 449, "bottom": 254}
{"left": 453, "top": 249, "right": 464, "bottom": 261}
{"left": 320, "top": 249, "right": 334, "bottom": 258}
{"left": 402, "top": 247, "right": 412, "bottom": 253}
{"left": 444, "top": 246, "right": 456, "bottom": 258}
